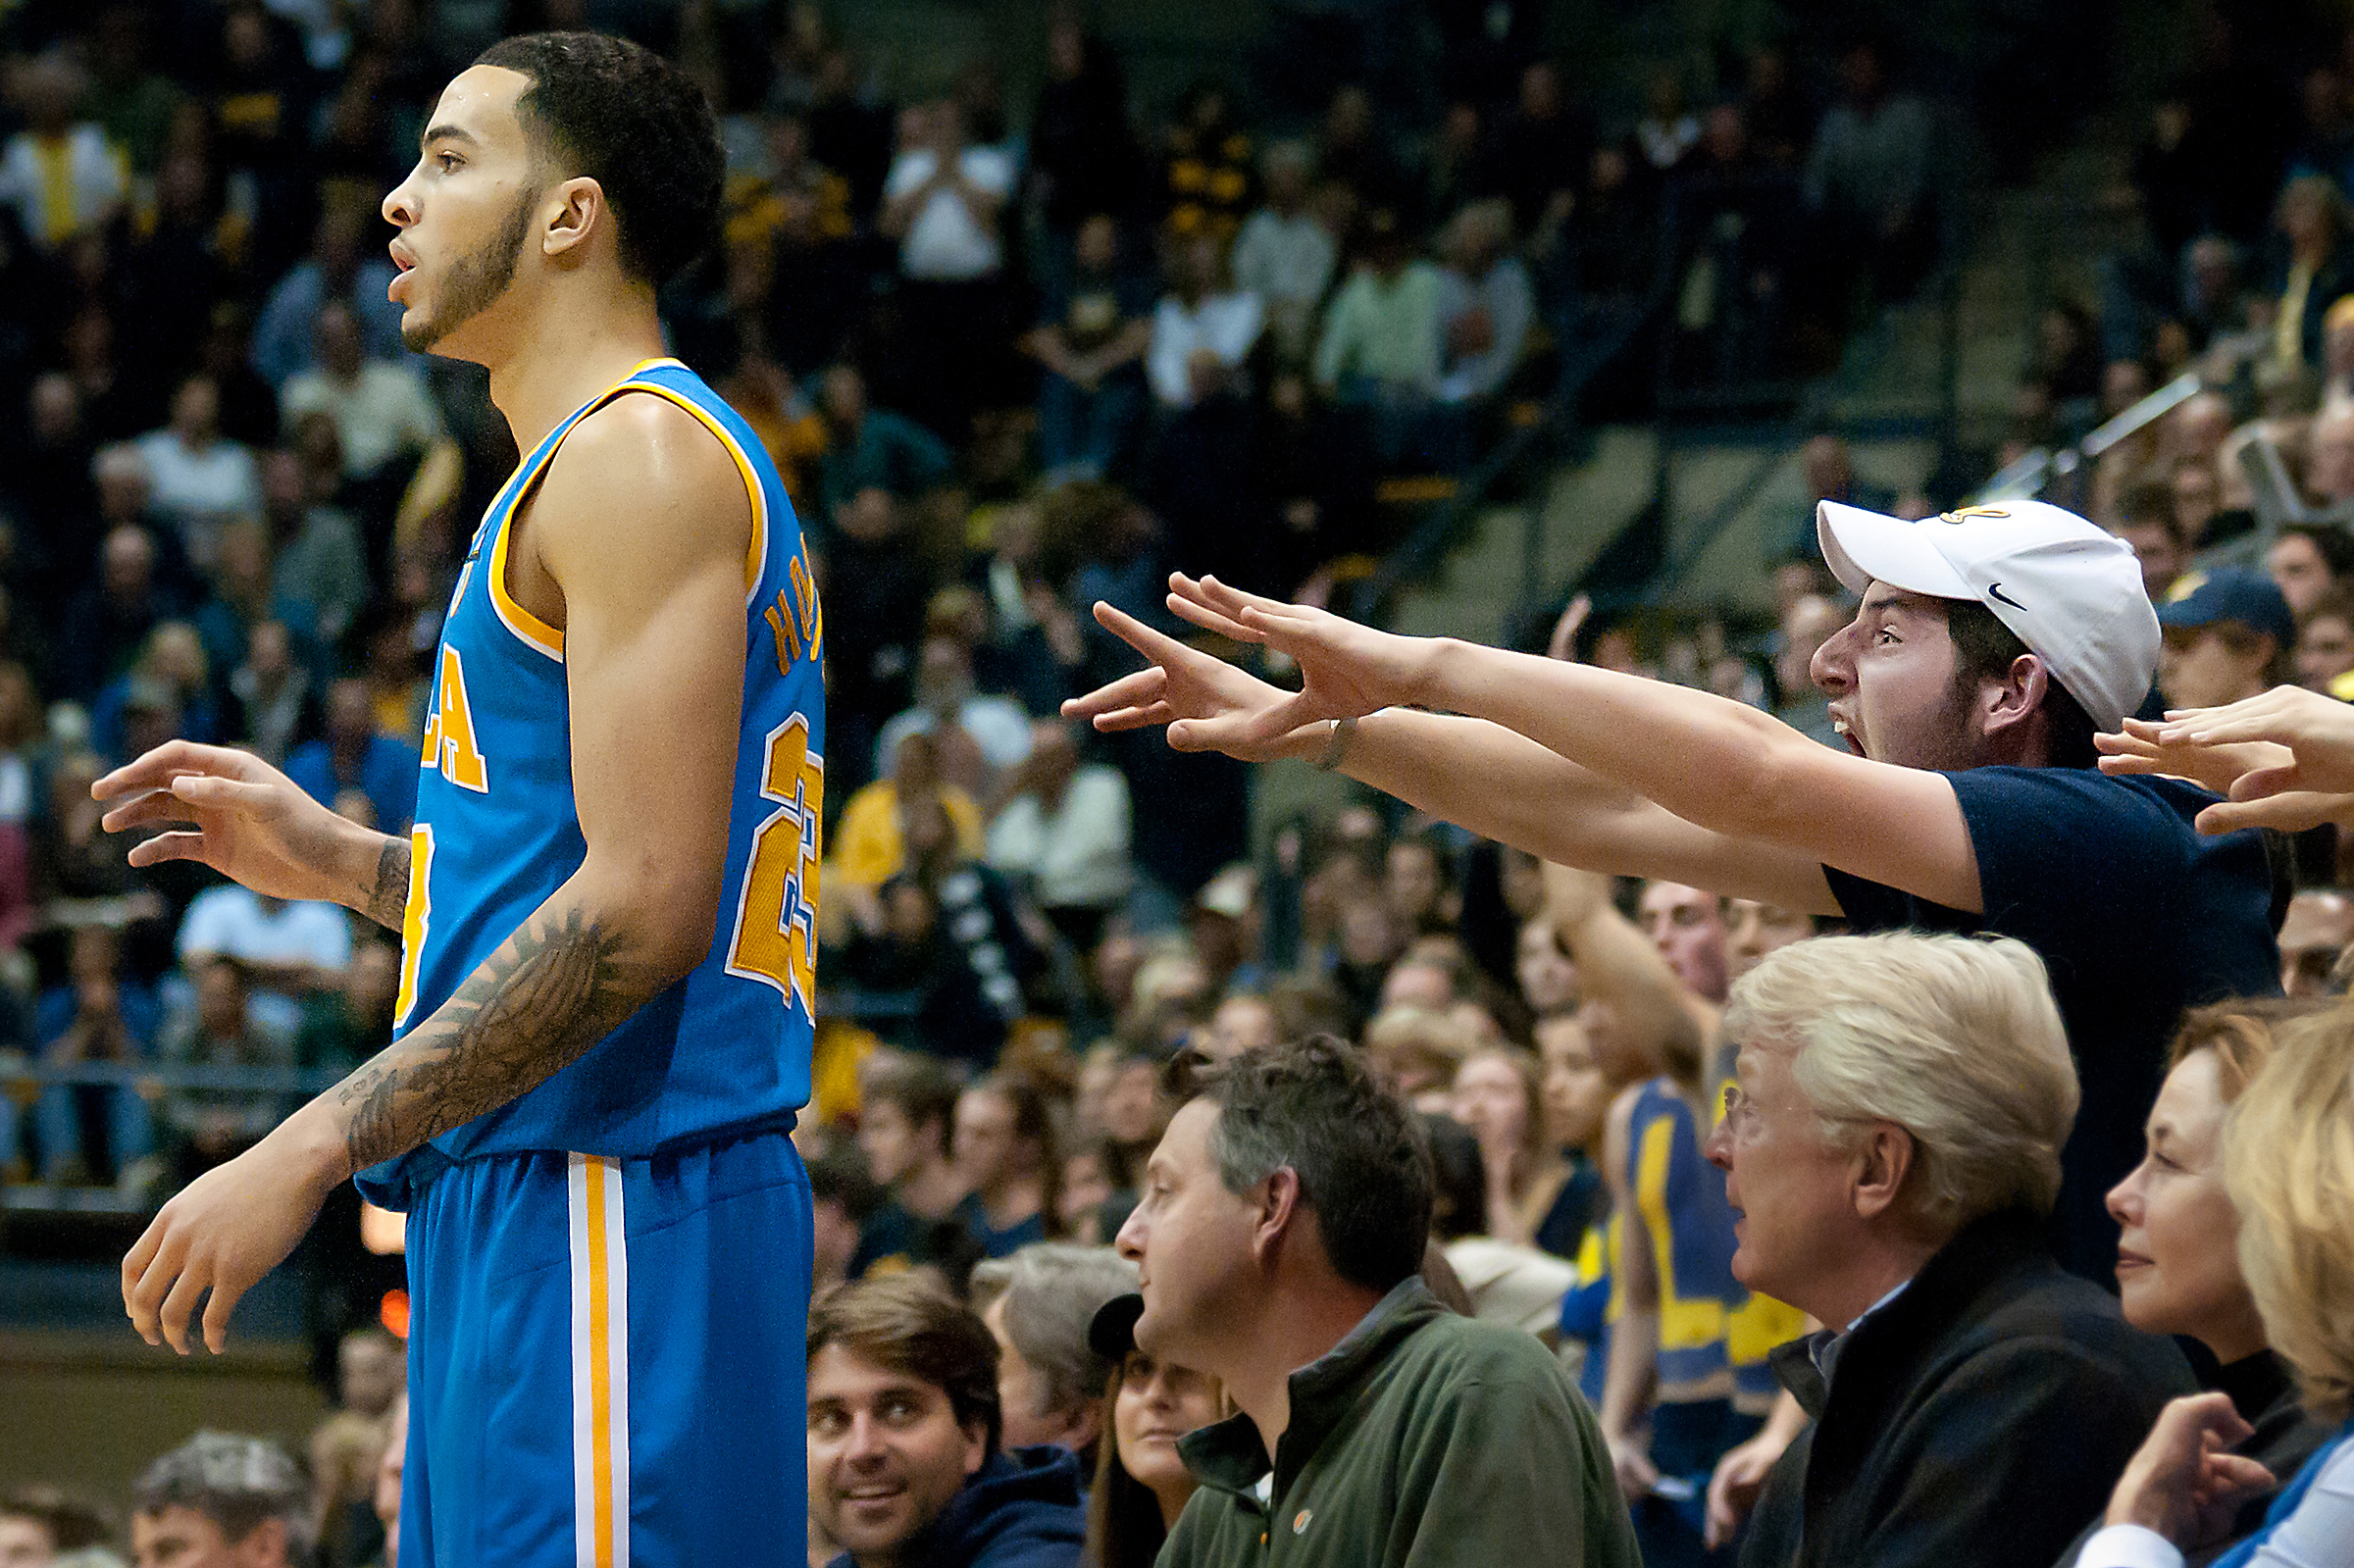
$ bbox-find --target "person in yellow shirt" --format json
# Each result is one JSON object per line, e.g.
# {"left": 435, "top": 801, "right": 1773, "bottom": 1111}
{"left": 827, "top": 730, "right": 984, "bottom": 938}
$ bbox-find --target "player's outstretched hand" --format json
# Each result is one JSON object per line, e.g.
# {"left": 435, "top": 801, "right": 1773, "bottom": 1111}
{"left": 122, "top": 1127, "right": 340, "bottom": 1354}
{"left": 92, "top": 740, "right": 372, "bottom": 907}
{"left": 1062, "top": 601, "right": 1323, "bottom": 762}
{"left": 1162, "top": 574, "right": 1442, "bottom": 742}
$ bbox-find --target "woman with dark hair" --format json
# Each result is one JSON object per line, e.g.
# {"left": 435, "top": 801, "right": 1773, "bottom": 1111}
{"left": 1084, "top": 1344, "right": 1226, "bottom": 1567}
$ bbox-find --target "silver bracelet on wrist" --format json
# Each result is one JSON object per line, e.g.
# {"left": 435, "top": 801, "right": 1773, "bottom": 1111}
{"left": 1313, "top": 715, "right": 1359, "bottom": 772}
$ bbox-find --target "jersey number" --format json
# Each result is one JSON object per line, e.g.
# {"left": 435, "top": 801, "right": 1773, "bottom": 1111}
{"left": 419, "top": 645, "right": 488, "bottom": 791}
{"left": 725, "top": 716, "right": 823, "bottom": 1017}
{"left": 393, "top": 825, "right": 435, "bottom": 1031}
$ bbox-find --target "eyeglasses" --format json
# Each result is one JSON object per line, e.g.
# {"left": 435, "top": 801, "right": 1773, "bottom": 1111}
{"left": 1719, "top": 1082, "right": 1762, "bottom": 1138}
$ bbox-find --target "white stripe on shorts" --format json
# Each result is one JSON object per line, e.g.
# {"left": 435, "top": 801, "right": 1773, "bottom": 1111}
{"left": 567, "top": 1152, "right": 631, "bottom": 1568}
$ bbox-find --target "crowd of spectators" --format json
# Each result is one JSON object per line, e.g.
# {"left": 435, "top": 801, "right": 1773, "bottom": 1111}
{"left": 0, "top": 0, "right": 1975, "bottom": 1223}
{"left": 17, "top": 925, "right": 2354, "bottom": 1568}
{"left": 20, "top": 7, "right": 2354, "bottom": 1568}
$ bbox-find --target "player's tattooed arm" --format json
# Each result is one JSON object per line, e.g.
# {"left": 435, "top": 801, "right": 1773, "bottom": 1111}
{"left": 358, "top": 834, "right": 411, "bottom": 932}
{"left": 328, "top": 904, "right": 658, "bottom": 1172}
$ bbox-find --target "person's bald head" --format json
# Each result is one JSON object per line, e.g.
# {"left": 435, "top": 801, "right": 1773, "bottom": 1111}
{"left": 102, "top": 526, "right": 154, "bottom": 597}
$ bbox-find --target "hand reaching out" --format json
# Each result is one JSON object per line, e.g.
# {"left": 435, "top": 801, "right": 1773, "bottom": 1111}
{"left": 1160, "top": 574, "right": 1443, "bottom": 743}
{"left": 1059, "top": 600, "right": 1318, "bottom": 763}
{"left": 2094, "top": 724, "right": 2293, "bottom": 799}
{"left": 2097, "top": 685, "right": 2354, "bottom": 833}
{"left": 2156, "top": 685, "right": 2354, "bottom": 791}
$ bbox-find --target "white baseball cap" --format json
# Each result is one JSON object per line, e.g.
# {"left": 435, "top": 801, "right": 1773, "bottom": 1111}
{"left": 1815, "top": 498, "right": 2160, "bottom": 733}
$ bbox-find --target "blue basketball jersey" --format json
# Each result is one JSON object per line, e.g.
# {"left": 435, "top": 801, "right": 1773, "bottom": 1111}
{"left": 357, "top": 358, "right": 823, "bottom": 1208}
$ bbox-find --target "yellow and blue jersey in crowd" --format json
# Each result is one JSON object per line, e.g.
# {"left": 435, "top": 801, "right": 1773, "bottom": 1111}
{"left": 1632, "top": 1076, "right": 1805, "bottom": 1407}
{"left": 1559, "top": 1077, "right": 1806, "bottom": 1413}
{"left": 356, "top": 355, "right": 826, "bottom": 1203}
{"left": 1559, "top": 1208, "right": 1617, "bottom": 1408}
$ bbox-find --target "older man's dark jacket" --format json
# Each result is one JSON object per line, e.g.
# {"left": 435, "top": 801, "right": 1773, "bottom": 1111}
{"left": 1739, "top": 1208, "right": 2195, "bottom": 1568}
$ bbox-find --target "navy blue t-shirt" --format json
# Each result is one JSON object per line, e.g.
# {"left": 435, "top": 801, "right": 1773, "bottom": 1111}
{"left": 1824, "top": 768, "right": 2280, "bottom": 1283}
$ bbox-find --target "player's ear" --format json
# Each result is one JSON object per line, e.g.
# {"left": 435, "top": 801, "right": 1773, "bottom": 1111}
{"left": 542, "top": 177, "right": 606, "bottom": 262}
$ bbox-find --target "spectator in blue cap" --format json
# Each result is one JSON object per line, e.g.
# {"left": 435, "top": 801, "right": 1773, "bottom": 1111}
{"left": 2156, "top": 567, "right": 2297, "bottom": 712}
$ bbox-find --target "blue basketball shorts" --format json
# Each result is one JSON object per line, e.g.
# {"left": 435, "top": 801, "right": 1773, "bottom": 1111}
{"left": 397, "top": 1127, "right": 813, "bottom": 1568}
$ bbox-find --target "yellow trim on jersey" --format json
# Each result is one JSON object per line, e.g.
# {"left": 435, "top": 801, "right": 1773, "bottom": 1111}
{"left": 476, "top": 361, "right": 767, "bottom": 664}
{"left": 607, "top": 380, "right": 770, "bottom": 604}
{"left": 1638, "top": 1113, "right": 1730, "bottom": 1351}
{"left": 488, "top": 502, "right": 567, "bottom": 662}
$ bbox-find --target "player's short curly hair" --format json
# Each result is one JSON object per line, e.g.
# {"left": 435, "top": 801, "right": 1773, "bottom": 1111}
{"left": 473, "top": 31, "right": 721, "bottom": 286}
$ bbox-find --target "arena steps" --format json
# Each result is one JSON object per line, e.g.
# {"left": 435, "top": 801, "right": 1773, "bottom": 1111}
{"left": 1381, "top": 155, "right": 2129, "bottom": 634}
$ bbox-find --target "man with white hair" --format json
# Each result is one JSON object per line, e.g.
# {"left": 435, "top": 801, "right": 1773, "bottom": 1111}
{"left": 1708, "top": 933, "right": 2193, "bottom": 1568}
{"left": 1066, "top": 499, "right": 2282, "bottom": 1288}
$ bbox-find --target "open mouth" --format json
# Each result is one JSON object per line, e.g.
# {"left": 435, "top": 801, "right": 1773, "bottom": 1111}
{"left": 387, "top": 246, "right": 418, "bottom": 304}
{"left": 1832, "top": 716, "right": 1866, "bottom": 757}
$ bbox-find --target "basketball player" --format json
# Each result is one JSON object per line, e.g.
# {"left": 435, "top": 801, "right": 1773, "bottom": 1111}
{"left": 92, "top": 34, "right": 823, "bottom": 1567}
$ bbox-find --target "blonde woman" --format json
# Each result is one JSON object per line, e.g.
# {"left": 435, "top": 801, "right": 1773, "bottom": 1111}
{"left": 2083, "top": 1004, "right": 2354, "bottom": 1567}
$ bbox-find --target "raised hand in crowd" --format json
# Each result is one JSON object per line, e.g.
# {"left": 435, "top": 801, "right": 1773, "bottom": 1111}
{"left": 1060, "top": 597, "right": 1323, "bottom": 762}
{"left": 1548, "top": 593, "right": 1594, "bottom": 663}
{"left": 2097, "top": 683, "right": 2354, "bottom": 833}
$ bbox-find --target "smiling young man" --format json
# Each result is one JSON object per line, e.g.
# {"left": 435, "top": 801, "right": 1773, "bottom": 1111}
{"left": 93, "top": 32, "right": 825, "bottom": 1568}
{"left": 806, "top": 1276, "right": 1086, "bottom": 1568}
{"left": 1065, "top": 499, "right": 2282, "bottom": 1281}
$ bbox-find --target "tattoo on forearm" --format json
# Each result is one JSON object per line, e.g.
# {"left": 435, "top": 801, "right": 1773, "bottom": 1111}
{"left": 363, "top": 835, "right": 412, "bottom": 932}
{"left": 333, "top": 906, "right": 644, "bottom": 1172}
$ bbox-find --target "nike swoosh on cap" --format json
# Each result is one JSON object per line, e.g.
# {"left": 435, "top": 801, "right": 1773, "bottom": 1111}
{"left": 1986, "top": 582, "right": 2025, "bottom": 610}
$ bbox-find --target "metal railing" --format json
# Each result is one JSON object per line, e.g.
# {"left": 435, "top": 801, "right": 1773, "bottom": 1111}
{"left": 1972, "top": 372, "right": 2203, "bottom": 505}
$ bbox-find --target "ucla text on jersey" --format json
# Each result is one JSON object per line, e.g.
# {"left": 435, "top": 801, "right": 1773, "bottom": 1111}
{"left": 360, "top": 358, "right": 824, "bottom": 1206}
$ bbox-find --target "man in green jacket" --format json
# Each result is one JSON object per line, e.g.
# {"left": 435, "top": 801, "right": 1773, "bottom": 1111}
{"left": 1102, "top": 1036, "right": 1638, "bottom": 1566}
